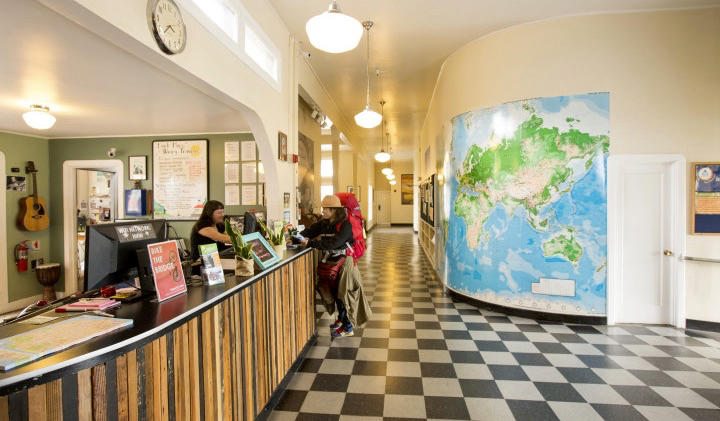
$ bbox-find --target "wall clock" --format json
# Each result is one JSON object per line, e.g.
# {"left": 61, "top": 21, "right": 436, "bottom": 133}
{"left": 148, "top": 0, "right": 186, "bottom": 55}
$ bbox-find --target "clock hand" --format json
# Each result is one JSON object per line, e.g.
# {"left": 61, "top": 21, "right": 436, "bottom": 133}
{"left": 165, "top": 24, "right": 176, "bottom": 33}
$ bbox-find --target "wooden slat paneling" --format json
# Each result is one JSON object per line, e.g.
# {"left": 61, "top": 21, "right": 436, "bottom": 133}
{"left": 0, "top": 254, "right": 315, "bottom": 421}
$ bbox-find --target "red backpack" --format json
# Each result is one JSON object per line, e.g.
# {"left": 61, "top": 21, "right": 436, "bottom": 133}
{"left": 335, "top": 192, "right": 366, "bottom": 260}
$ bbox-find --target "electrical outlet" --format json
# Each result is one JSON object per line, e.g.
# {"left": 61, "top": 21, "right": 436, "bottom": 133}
{"left": 31, "top": 258, "right": 44, "bottom": 271}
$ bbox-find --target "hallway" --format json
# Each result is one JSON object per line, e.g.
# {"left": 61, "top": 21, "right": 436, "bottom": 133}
{"left": 270, "top": 227, "right": 720, "bottom": 421}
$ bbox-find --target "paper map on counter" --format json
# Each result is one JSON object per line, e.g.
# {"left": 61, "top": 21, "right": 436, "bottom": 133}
{"left": 0, "top": 315, "right": 133, "bottom": 371}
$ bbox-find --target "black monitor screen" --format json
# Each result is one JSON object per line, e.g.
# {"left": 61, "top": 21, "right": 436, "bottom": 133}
{"left": 242, "top": 211, "right": 259, "bottom": 235}
{"left": 84, "top": 219, "right": 167, "bottom": 292}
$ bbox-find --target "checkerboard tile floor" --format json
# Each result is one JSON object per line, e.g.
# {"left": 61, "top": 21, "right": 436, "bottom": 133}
{"left": 269, "top": 227, "right": 720, "bottom": 420}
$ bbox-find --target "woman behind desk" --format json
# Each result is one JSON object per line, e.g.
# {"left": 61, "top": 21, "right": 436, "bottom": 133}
{"left": 190, "top": 200, "right": 231, "bottom": 262}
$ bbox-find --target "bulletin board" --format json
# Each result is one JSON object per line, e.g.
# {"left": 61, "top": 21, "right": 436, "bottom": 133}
{"left": 153, "top": 139, "right": 208, "bottom": 220}
{"left": 692, "top": 162, "right": 720, "bottom": 234}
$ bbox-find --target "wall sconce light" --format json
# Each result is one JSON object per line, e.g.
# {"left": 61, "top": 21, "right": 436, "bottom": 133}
{"left": 22, "top": 104, "right": 56, "bottom": 130}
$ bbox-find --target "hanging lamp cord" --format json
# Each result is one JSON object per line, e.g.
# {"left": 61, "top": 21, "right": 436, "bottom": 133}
{"left": 365, "top": 25, "right": 371, "bottom": 107}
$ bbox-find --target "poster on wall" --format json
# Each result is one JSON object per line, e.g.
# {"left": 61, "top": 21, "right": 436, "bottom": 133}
{"left": 152, "top": 139, "right": 208, "bottom": 220}
{"left": 401, "top": 174, "right": 413, "bottom": 205}
{"left": 444, "top": 93, "right": 610, "bottom": 316}
{"left": 692, "top": 163, "right": 720, "bottom": 234}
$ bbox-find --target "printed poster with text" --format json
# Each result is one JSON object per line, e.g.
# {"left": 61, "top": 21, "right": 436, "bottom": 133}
{"left": 147, "top": 240, "right": 187, "bottom": 301}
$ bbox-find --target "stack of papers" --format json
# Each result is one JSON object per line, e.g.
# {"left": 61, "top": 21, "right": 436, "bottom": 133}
{"left": 56, "top": 298, "right": 120, "bottom": 312}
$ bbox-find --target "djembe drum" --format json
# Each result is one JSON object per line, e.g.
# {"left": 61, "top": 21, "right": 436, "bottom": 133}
{"left": 36, "top": 263, "right": 61, "bottom": 302}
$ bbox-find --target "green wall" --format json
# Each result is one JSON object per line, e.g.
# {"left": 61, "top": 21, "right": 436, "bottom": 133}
{"left": 0, "top": 132, "right": 51, "bottom": 301}
{"left": 1, "top": 131, "right": 260, "bottom": 304}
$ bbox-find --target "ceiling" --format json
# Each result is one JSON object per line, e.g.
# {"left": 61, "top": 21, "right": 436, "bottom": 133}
{"left": 269, "top": 0, "right": 720, "bottom": 160}
{"left": 0, "top": 0, "right": 250, "bottom": 139}
{"left": 2, "top": 0, "right": 718, "bottom": 156}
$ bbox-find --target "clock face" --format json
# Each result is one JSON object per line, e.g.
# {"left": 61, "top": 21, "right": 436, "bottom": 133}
{"left": 150, "top": 0, "right": 186, "bottom": 54}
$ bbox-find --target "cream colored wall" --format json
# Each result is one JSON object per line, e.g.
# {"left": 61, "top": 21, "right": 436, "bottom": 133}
{"left": 420, "top": 8, "right": 720, "bottom": 322}
{"left": 338, "top": 151, "right": 354, "bottom": 195}
{"left": 389, "top": 161, "right": 414, "bottom": 224}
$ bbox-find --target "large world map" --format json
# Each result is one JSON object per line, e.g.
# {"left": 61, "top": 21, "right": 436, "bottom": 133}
{"left": 441, "top": 94, "right": 609, "bottom": 315}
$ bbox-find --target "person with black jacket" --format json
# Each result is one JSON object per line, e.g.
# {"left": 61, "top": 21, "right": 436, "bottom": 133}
{"left": 190, "top": 200, "right": 231, "bottom": 263}
{"left": 300, "top": 195, "right": 371, "bottom": 337}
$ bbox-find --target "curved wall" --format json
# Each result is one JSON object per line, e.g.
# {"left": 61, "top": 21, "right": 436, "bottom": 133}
{"left": 421, "top": 8, "right": 720, "bottom": 320}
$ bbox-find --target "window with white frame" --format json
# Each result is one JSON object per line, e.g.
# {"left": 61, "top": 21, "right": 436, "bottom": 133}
{"left": 320, "top": 185, "right": 334, "bottom": 200}
{"left": 320, "top": 158, "right": 333, "bottom": 177}
{"left": 178, "top": 0, "right": 280, "bottom": 89}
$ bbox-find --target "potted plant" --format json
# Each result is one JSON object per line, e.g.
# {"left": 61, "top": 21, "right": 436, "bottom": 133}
{"left": 224, "top": 218, "right": 254, "bottom": 276}
{"left": 257, "top": 219, "right": 286, "bottom": 254}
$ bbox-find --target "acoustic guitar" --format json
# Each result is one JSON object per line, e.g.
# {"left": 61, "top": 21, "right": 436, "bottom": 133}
{"left": 18, "top": 161, "right": 50, "bottom": 231}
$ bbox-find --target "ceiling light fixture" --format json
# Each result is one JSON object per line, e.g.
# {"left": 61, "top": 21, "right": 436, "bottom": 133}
{"left": 22, "top": 104, "right": 56, "bottom": 130}
{"left": 381, "top": 165, "right": 393, "bottom": 176}
{"left": 355, "top": 21, "right": 382, "bottom": 129}
{"left": 374, "top": 100, "right": 390, "bottom": 162}
{"left": 305, "top": 1, "right": 363, "bottom": 54}
{"left": 386, "top": 173, "right": 395, "bottom": 180}
{"left": 389, "top": 180, "right": 397, "bottom": 185}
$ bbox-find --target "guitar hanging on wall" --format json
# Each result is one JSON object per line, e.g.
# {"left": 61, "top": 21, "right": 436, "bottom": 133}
{"left": 18, "top": 161, "right": 49, "bottom": 231}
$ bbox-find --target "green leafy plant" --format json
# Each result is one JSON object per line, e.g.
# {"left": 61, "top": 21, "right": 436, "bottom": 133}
{"left": 224, "top": 218, "right": 253, "bottom": 260}
{"left": 256, "top": 218, "right": 285, "bottom": 246}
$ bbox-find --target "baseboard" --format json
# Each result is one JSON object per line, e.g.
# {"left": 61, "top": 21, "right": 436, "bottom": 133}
{"left": 447, "top": 288, "right": 607, "bottom": 325}
{"left": 390, "top": 223, "right": 413, "bottom": 227}
{"left": 686, "top": 319, "right": 720, "bottom": 333}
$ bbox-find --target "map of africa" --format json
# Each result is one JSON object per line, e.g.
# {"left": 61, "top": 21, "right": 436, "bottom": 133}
{"left": 441, "top": 94, "right": 609, "bottom": 315}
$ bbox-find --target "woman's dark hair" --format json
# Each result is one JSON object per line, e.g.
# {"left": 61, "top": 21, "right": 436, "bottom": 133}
{"left": 328, "top": 207, "right": 347, "bottom": 226}
{"left": 195, "top": 200, "right": 224, "bottom": 226}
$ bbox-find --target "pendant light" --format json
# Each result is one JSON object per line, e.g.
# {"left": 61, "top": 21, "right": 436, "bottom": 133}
{"left": 381, "top": 165, "right": 393, "bottom": 176}
{"left": 22, "top": 104, "right": 56, "bottom": 130}
{"left": 386, "top": 173, "right": 396, "bottom": 180}
{"left": 381, "top": 129, "right": 394, "bottom": 174}
{"left": 354, "top": 21, "right": 382, "bottom": 129}
{"left": 306, "top": 1, "right": 363, "bottom": 54}
{"left": 374, "top": 101, "right": 390, "bottom": 162}
{"left": 389, "top": 180, "right": 397, "bottom": 185}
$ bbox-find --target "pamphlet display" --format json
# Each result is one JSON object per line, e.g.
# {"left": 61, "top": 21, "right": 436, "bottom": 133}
{"left": 199, "top": 243, "right": 225, "bottom": 285}
{"left": 692, "top": 162, "right": 720, "bottom": 234}
{"left": 147, "top": 240, "right": 187, "bottom": 301}
{"left": 242, "top": 232, "right": 281, "bottom": 270}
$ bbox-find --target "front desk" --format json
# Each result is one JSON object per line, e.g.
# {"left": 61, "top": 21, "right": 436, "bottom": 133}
{"left": 0, "top": 248, "right": 316, "bottom": 420}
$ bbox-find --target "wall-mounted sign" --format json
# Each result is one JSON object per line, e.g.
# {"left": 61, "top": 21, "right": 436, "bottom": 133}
{"left": 692, "top": 162, "right": 720, "bottom": 234}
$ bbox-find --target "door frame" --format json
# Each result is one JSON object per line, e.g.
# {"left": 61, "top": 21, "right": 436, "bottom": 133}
{"left": 62, "top": 160, "right": 124, "bottom": 294}
{"left": 607, "top": 154, "right": 686, "bottom": 327}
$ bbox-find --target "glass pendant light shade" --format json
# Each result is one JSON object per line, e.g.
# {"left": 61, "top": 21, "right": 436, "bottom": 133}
{"left": 374, "top": 150, "right": 390, "bottom": 162}
{"left": 22, "top": 105, "right": 56, "bottom": 130}
{"left": 355, "top": 106, "right": 382, "bottom": 128}
{"left": 356, "top": 21, "right": 382, "bottom": 129}
{"left": 305, "top": 1, "right": 363, "bottom": 53}
{"left": 381, "top": 167, "right": 393, "bottom": 176}
{"left": 386, "top": 173, "right": 396, "bottom": 180}
{"left": 389, "top": 180, "right": 397, "bottom": 185}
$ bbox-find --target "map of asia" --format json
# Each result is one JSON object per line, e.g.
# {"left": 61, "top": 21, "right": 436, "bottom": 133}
{"left": 442, "top": 94, "right": 609, "bottom": 315}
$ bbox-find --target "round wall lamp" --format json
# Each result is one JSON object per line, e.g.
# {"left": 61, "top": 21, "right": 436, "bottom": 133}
{"left": 23, "top": 105, "right": 56, "bottom": 130}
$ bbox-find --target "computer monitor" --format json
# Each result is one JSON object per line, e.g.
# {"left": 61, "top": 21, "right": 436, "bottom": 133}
{"left": 84, "top": 219, "right": 167, "bottom": 292}
{"left": 242, "top": 211, "right": 259, "bottom": 235}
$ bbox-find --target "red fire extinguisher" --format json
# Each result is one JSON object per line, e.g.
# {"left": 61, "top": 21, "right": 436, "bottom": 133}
{"left": 15, "top": 241, "right": 29, "bottom": 272}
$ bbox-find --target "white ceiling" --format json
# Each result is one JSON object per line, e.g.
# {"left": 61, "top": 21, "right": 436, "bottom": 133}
{"left": 0, "top": 0, "right": 250, "bottom": 139}
{"left": 2, "top": 0, "right": 718, "bottom": 158}
{"left": 269, "top": 0, "right": 720, "bottom": 160}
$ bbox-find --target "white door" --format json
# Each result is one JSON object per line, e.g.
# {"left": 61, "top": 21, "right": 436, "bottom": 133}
{"left": 608, "top": 155, "right": 686, "bottom": 326}
{"left": 376, "top": 190, "right": 391, "bottom": 225}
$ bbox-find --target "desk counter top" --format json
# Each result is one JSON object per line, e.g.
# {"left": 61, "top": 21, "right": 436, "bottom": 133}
{"left": 0, "top": 247, "right": 313, "bottom": 395}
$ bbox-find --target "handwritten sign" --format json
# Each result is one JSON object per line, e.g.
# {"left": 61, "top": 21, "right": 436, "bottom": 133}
{"left": 115, "top": 223, "right": 157, "bottom": 243}
{"left": 153, "top": 140, "right": 208, "bottom": 220}
{"left": 148, "top": 240, "right": 187, "bottom": 301}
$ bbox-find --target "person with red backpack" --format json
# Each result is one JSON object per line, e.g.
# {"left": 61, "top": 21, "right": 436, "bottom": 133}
{"left": 299, "top": 195, "right": 372, "bottom": 337}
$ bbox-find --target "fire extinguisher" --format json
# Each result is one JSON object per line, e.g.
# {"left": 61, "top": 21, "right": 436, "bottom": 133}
{"left": 15, "top": 241, "right": 29, "bottom": 272}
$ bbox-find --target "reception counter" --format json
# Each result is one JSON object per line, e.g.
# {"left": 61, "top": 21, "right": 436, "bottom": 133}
{"left": 0, "top": 247, "right": 316, "bottom": 420}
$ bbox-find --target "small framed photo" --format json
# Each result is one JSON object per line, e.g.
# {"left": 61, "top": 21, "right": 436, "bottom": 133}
{"left": 347, "top": 186, "right": 354, "bottom": 193}
{"left": 278, "top": 131, "right": 288, "bottom": 162}
{"left": 129, "top": 155, "right": 147, "bottom": 180}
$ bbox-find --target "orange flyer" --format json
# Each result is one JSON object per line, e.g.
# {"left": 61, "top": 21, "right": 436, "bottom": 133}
{"left": 147, "top": 240, "right": 187, "bottom": 301}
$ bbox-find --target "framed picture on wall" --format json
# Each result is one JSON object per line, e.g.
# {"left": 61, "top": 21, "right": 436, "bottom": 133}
{"left": 278, "top": 131, "right": 288, "bottom": 161}
{"left": 129, "top": 156, "right": 147, "bottom": 180}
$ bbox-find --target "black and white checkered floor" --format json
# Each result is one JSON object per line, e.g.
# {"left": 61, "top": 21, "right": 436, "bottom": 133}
{"left": 269, "top": 227, "right": 720, "bottom": 421}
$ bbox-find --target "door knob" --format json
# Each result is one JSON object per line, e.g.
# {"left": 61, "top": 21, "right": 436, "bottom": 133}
{"left": 663, "top": 250, "right": 673, "bottom": 256}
